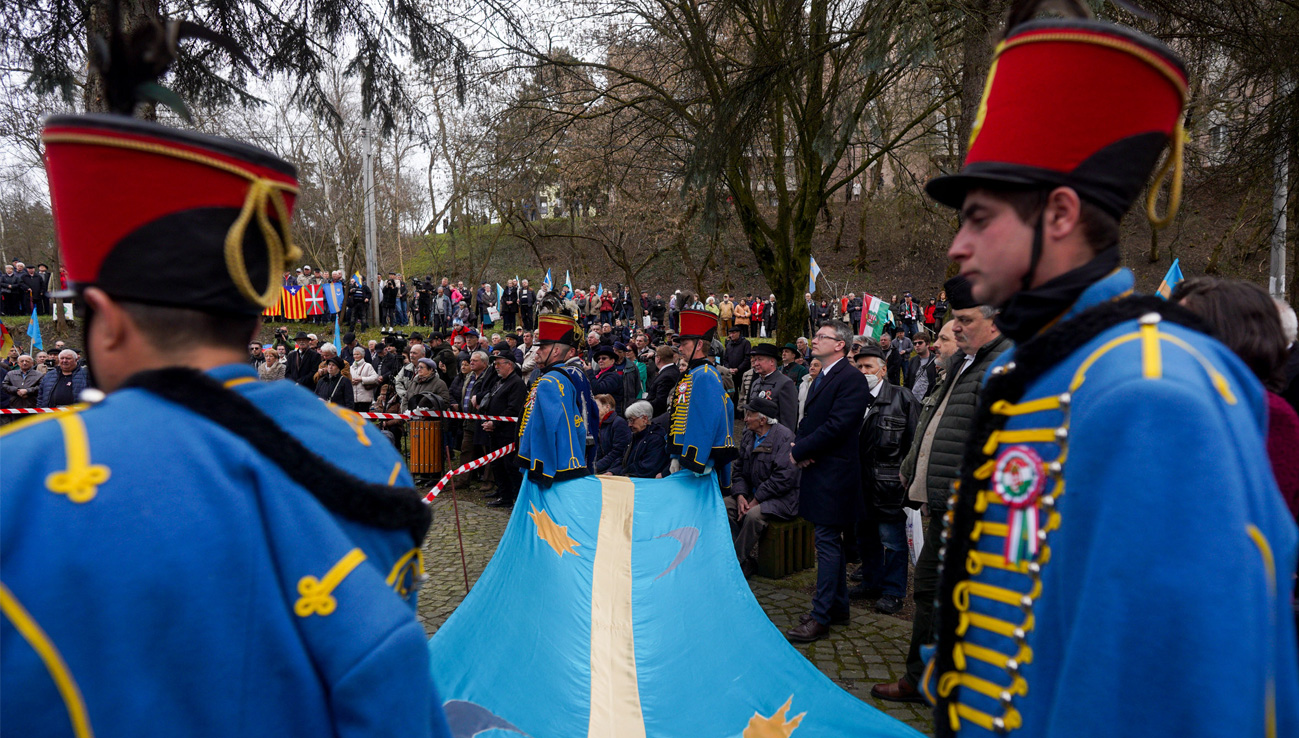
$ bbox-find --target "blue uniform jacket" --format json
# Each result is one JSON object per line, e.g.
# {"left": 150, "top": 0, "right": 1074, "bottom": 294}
{"left": 923, "top": 269, "right": 1299, "bottom": 738}
{"left": 517, "top": 360, "right": 598, "bottom": 484}
{"left": 1, "top": 363, "right": 451, "bottom": 738}
{"left": 668, "top": 359, "right": 737, "bottom": 491}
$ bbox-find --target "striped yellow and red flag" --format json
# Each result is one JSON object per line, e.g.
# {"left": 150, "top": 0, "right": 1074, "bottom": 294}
{"left": 262, "top": 291, "right": 282, "bottom": 317}
{"left": 280, "top": 285, "right": 307, "bottom": 320}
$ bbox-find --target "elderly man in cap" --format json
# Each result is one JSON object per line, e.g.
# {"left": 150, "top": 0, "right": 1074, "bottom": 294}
{"left": 745, "top": 343, "right": 797, "bottom": 429}
{"left": 725, "top": 396, "right": 800, "bottom": 577}
{"left": 780, "top": 343, "right": 808, "bottom": 383}
{"left": 916, "top": 8, "right": 1297, "bottom": 737}
{"left": 3, "top": 52, "right": 449, "bottom": 738}
{"left": 480, "top": 342, "right": 528, "bottom": 507}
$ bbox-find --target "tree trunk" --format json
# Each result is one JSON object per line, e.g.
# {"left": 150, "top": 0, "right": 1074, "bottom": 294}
{"left": 957, "top": 0, "right": 1006, "bottom": 161}
{"left": 84, "top": 0, "right": 160, "bottom": 115}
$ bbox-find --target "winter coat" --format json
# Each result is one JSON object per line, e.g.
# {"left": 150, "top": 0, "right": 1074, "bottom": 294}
{"left": 622, "top": 424, "right": 672, "bottom": 478}
{"left": 595, "top": 412, "right": 632, "bottom": 475}
{"left": 350, "top": 360, "right": 381, "bottom": 404}
{"left": 730, "top": 421, "right": 800, "bottom": 520}
{"left": 900, "top": 334, "right": 1009, "bottom": 510}
{"left": 37, "top": 366, "right": 88, "bottom": 408}
{"left": 314, "top": 373, "right": 354, "bottom": 407}
{"left": 258, "top": 361, "right": 286, "bottom": 382}
{"left": 859, "top": 381, "right": 920, "bottom": 520}
{"left": 4, "top": 368, "right": 42, "bottom": 409}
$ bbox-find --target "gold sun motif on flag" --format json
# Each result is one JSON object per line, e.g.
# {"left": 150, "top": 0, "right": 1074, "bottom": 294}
{"left": 529, "top": 503, "right": 581, "bottom": 557}
{"left": 743, "top": 696, "right": 805, "bottom": 738}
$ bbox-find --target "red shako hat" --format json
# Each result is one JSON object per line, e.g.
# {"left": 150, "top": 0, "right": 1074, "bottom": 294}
{"left": 926, "top": 19, "right": 1188, "bottom": 226}
{"left": 536, "top": 313, "right": 579, "bottom": 346}
{"left": 678, "top": 308, "right": 719, "bottom": 341}
{"left": 43, "top": 114, "right": 300, "bottom": 315}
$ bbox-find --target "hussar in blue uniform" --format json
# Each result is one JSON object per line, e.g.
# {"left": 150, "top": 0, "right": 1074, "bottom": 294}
{"left": 0, "top": 27, "right": 450, "bottom": 738}
{"left": 920, "top": 7, "right": 1298, "bottom": 738}
{"left": 667, "top": 307, "right": 737, "bottom": 491}
{"left": 516, "top": 310, "right": 599, "bottom": 485}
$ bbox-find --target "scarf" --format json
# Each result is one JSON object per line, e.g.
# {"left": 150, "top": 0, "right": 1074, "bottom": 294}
{"left": 995, "top": 246, "right": 1121, "bottom": 343}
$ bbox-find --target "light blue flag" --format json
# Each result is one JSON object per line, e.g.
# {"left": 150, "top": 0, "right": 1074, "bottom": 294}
{"left": 1157, "top": 258, "right": 1184, "bottom": 299}
{"left": 808, "top": 256, "right": 823, "bottom": 294}
{"left": 544, "top": 268, "right": 553, "bottom": 289}
{"left": 598, "top": 283, "right": 604, "bottom": 298}
{"left": 333, "top": 315, "right": 341, "bottom": 354}
{"left": 26, "top": 306, "right": 41, "bottom": 350}
{"left": 426, "top": 472, "right": 923, "bottom": 738}
{"left": 496, "top": 283, "right": 503, "bottom": 311}
{"left": 564, "top": 270, "right": 572, "bottom": 290}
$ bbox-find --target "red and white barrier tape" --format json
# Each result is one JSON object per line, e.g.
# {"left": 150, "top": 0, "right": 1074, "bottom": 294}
{"left": 425, "top": 443, "right": 516, "bottom": 501}
{"left": 0, "top": 407, "right": 64, "bottom": 414}
{"left": 359, "top": 408, "right": 520, "bottom": 422}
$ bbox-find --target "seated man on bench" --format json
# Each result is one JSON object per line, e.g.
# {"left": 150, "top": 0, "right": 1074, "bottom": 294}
{"left": 725, "top": 397, "right": 801, "bottom": 577}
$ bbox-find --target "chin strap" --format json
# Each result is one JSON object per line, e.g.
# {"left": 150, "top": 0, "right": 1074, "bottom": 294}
{"left": 1020, "top": 193, "right": 1049, "bottom": 292}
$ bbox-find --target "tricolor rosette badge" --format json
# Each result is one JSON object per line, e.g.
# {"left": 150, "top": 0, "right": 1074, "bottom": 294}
{"left": 993, "top": 445, "right": 1048, "bottom": 564}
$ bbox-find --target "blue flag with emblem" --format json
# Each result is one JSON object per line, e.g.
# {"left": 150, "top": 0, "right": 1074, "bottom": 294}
{"left": 544, "top": 268, "right": 553, "bottom": 289}
{"left": 1156, "top": 258, "right": 1183, "bottom": 299}
{"left": 323, "top": 282, "right": 346, "bottom": 313}
{"left": 808, "top": 257, "right": 822, "bottom": 294}
{"left": 26, "top": 306, "right": 41, "bottom": 350}
{"left": 426, "top": 472, "right": 922, "bottom": 738}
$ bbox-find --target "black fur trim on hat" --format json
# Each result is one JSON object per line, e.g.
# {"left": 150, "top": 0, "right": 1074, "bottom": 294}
{"left": 120, "top": 368, "right": 431, "bottom": 544}
{"left": 932, "top": 295, "right": 1205, "bottom": 736}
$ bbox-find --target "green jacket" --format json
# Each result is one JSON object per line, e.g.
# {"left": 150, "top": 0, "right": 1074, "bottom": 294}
{"left": 900, "top": 334, "right": 1009, "bottom": 510}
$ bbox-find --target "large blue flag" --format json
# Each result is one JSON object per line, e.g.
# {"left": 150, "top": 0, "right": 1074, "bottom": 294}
{"left": 26, "top": 306, "right": 42, "bottom": 350}
{"left": 427, "top": 473, "right": 922, "bottom": 738}
{"left": 1156, "top": 258, "right": 1184, "bottom": 299}
{"left": 544, "top": 268, "right": 553, "bottom": 289}
{"left": 808, "top": 256, "right": 823, "bottom": 294}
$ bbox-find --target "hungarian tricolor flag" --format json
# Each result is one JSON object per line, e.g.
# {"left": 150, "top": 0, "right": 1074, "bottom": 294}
{"left": 303, "top": 283, "right": 326, "bottom": 316}
{"left": 281, "top": 285, "right": 307, "bottom": 320}
{"left": 859, "top": 294, "right": 890, "bottom": 341}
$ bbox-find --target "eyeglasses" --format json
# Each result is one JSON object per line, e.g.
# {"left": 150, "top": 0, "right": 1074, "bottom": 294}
{"left": 812, "top": 333, "right": 841, "bottom": 342}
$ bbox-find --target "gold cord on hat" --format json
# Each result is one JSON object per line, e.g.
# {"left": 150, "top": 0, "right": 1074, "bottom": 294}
{"left": 1145, "top": 121, "right": 1185, "bottom": 229}
{"left": 43, "top": 131, "right": 302, "bottom": 308}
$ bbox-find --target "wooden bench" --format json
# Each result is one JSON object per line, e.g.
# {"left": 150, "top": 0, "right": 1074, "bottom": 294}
{"left": 755, "top": 517, "right": 815, "bottom": 579}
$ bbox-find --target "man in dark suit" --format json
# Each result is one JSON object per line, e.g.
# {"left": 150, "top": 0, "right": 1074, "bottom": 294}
{"left": 645, "top": 344, "right": 681, "bottom": 418}
{"left": 785, "top": 320, "right": 870, "bottom": 642}
{"left": 284, "top": 331, "right": 321, "bottom": 388}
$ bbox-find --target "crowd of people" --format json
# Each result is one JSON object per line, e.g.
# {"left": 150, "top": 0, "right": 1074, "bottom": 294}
{"left": 0, "top": 260, "right": 63, "bottom": 316}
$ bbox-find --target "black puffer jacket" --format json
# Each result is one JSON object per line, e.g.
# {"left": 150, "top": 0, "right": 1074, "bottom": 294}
{"left": 901, "top": 334, "right": 1009, "bottom": 510}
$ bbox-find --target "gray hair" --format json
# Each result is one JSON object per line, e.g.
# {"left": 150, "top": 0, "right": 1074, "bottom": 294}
{"left": 977, "top": 305, "right": 999, "bottom": 320}
{"left": 744, "top": 408, "right": 779, "bottom": 426}
{"left": 58, "top": 349, "right": 78, "bottom": 360}
{"left": 408, "top": 344, "right": 426, "bottom": 359}
{"left": 319, "top": 342, "right": 337, "bottom": 357}
{"left": 625, "top": 400, "right": 654, "bottom": 420}
{"left": 470, "top": 350, "right": 489, "bottom": 363}
{"left": 17, "top": 354, "right": 32, "bottom": 363}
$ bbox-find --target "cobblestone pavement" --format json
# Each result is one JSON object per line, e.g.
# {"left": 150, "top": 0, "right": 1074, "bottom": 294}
{"left": 418, "top": 479, "right": 934, "bottom": 735}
